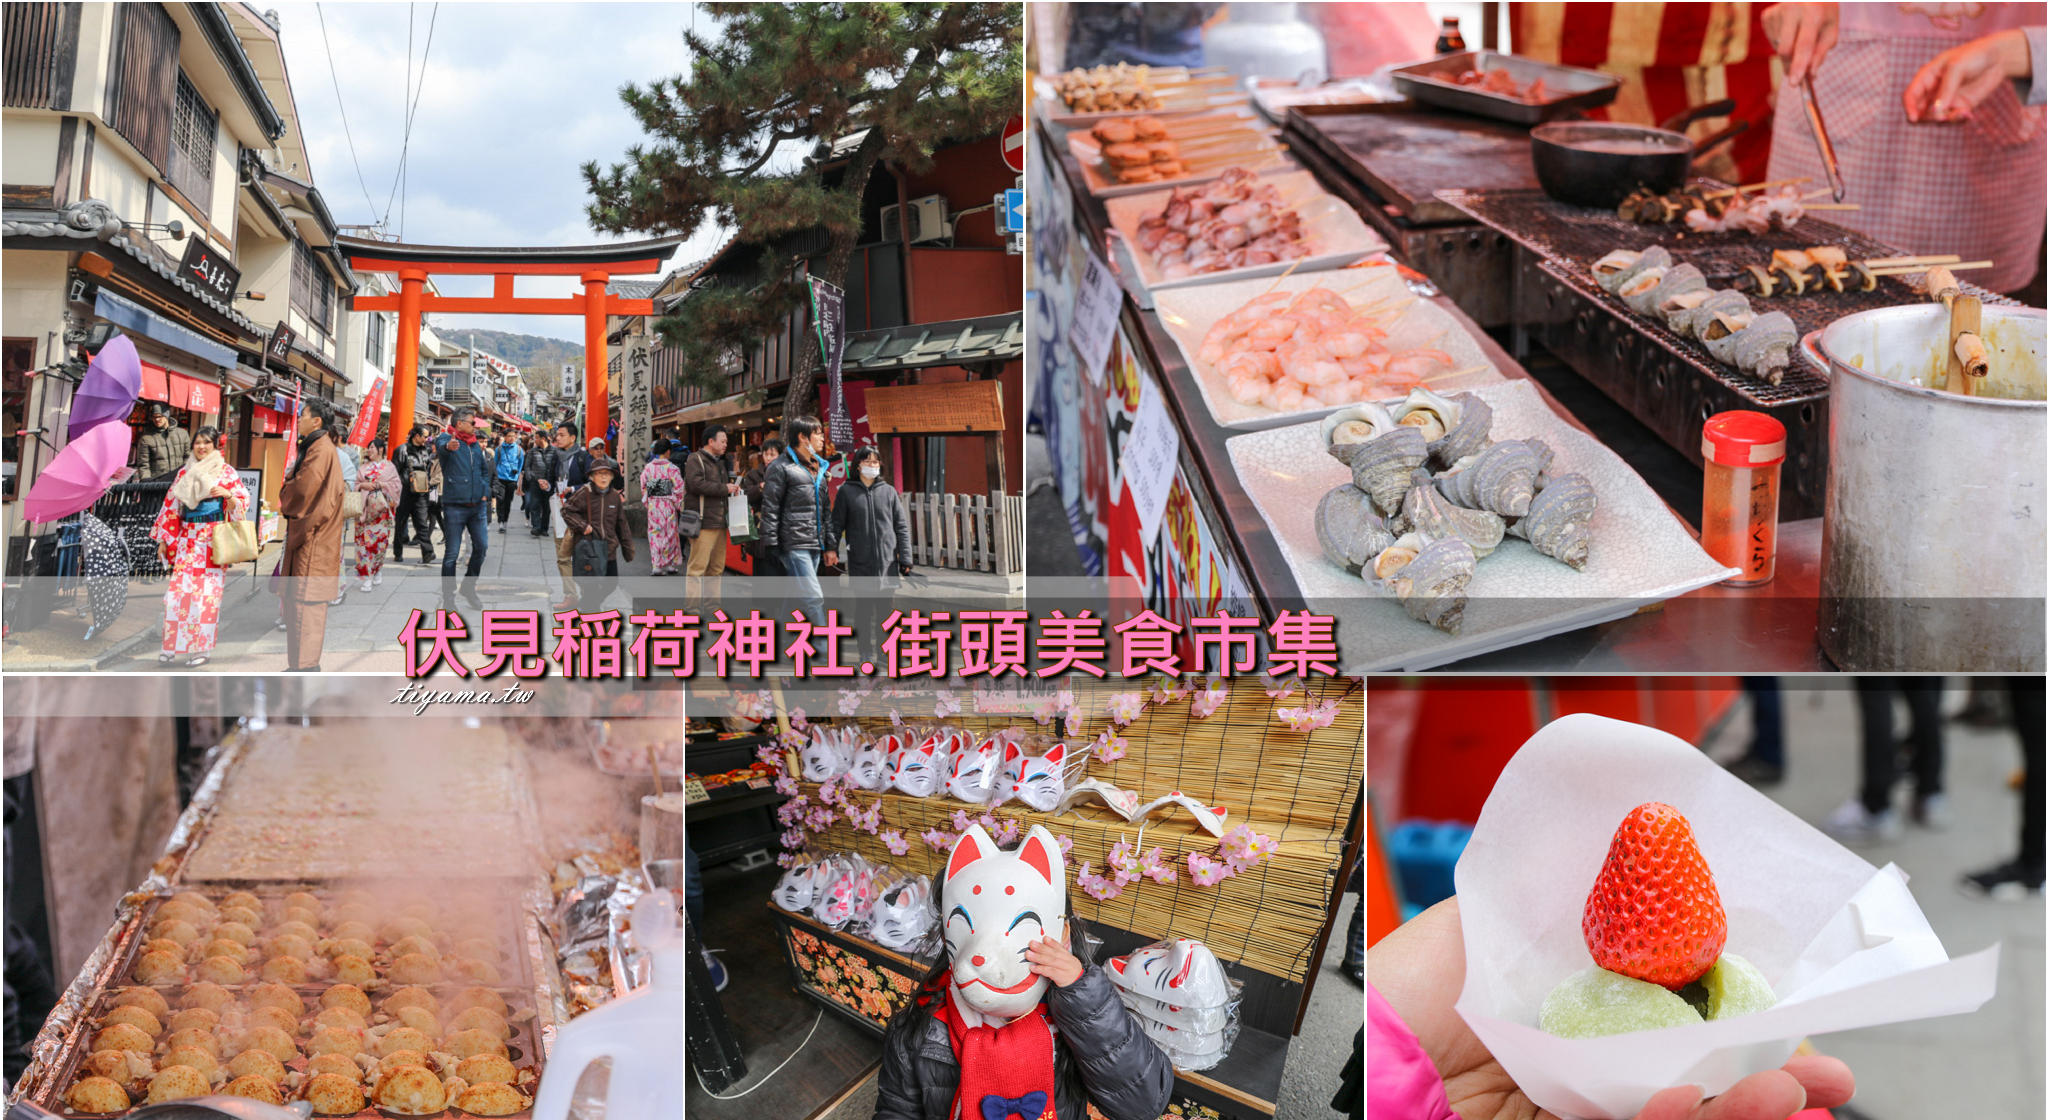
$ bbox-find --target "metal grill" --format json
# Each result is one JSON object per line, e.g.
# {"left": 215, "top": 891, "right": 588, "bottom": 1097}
{"left": 1438, "top": 186, "right": 2015, "bottom": 406}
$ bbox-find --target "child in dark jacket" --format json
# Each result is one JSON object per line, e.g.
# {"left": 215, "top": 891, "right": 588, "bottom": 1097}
{"left": 560, "top": 456, "right": 635, "bottom": 612}
{"left": 873, "top": 824, "right": 1173, "bottom": 1120}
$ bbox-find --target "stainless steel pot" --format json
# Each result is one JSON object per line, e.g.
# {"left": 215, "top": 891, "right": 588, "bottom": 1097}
{"left": 1802, "top": 304, "right": 2046, "bottom": 670}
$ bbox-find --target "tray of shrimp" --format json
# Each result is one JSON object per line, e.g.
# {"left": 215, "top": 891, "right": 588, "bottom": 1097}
{"left": 1104, "top": 169, "right": 1388, "bottom": 300}
{"left": 1151, "top": 267, "right": 1502, "bottom": 430}
{"left": 43, "top": 886, "right": 546, "bottom": 1116}
{"left": 1064, "top": 111, "right": 1287, "bottom": 198}
{"left": 47, "top": 979, "right": 542, "bottom": 1117}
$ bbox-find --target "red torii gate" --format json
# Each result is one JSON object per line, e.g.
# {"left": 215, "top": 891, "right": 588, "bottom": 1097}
{"left": 336, "top": 235, "right": 684, "bottom": 446}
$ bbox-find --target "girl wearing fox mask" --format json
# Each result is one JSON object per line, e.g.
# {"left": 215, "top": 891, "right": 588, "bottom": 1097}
{"left": 873, "top": 824, "right": 1172, "bottom": 1120}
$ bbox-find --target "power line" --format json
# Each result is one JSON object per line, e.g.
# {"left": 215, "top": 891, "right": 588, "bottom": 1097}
{"left": 314, "top": 4, "right": 379, "bottom": 222}
{"left": 382, "top": 2, "right": 440, "bottom": 237}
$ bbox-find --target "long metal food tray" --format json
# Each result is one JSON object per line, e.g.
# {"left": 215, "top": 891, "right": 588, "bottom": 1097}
{"left": 22, "top": 882, "right": 552, "bottom": 1119}
{"left": 1390, "top": 50, "right": 1620, "bottom": 126}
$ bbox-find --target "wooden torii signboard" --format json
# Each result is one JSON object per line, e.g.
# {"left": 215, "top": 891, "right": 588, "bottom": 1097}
{"left": 336, "top": 234, "right": 684, "bottom": 446}
{"left": 863, "top": 379, "right": 1015, "bottom": 576}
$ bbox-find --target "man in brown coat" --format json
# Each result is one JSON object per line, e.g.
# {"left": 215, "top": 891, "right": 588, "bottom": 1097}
{"left": 279, "top": 399, "right": 346, "bottom": 671}
{"left": 682, "top": 424, "right": 738, "bottom": 608}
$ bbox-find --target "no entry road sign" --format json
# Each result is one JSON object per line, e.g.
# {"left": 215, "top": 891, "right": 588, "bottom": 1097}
{"left": 1002, "top": 115, "right": 1024, "bottom": 172}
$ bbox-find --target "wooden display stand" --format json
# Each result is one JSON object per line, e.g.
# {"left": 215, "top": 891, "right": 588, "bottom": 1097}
{"left": 779, "top": 679, "right": 1364, "bottom": 1120}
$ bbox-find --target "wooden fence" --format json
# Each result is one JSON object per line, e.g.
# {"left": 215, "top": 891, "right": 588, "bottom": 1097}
{"left": 902, "top": 491, "right": 1024, "bottom": 576}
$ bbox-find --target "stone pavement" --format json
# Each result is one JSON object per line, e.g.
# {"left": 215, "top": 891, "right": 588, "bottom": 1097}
{"left": 1701, "top": 685, "right": 2044, "bottom": 1119}
{"left": 2, "top": 519, "right": 1021, "bottom": 674}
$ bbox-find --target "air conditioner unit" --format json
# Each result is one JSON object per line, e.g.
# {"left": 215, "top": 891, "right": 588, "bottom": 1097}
{"left": 880, "top": 194, "right": 953, "bottom": 245}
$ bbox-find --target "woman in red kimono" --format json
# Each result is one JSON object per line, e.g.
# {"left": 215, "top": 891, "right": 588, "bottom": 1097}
{"left": 354, "top": 437, "right": 403, "bottom": 590}
{"left": 149, "top": 426, "right": 250, "bottom": 667}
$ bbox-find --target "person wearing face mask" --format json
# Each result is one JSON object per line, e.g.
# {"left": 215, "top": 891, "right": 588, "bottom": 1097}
{"left": 830, "top": 446, "right": 913, "bottom": 664}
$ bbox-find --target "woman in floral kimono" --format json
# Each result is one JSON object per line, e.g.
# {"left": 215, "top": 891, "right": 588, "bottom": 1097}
{"left": 149, "top": 426, "right": 250, "bottom": 667}
{"left": 640, "top": 437, "right": 686, "bottom": 575}
{"left": 354, "top": 437, "right": 403, "bottom": 591}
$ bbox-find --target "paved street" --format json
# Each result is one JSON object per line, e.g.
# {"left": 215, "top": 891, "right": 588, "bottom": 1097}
{"left": 2, "top": 521, "right": 1021, "bottom": 674}
{"left": 1700, "top": 685, "right": 2043, "bottom": 1120}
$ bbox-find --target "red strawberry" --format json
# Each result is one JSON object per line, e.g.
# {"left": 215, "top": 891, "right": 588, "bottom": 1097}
{"left": 1582, "top": 802, "right": 1726, "bottom": 990}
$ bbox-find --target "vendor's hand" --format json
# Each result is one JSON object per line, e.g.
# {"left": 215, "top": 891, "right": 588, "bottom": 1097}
{"left": 1903, "top": 28, "right": 2033, "bottom": 122}
{"left": 1761, "top": 3, "right": 1840, "bottom": 87}
{"left": 1372, "top": 898, "right": 1855, "bottom": 1120}
{"left": 1024, "top": 936, "right": 1084, "bottom": 988}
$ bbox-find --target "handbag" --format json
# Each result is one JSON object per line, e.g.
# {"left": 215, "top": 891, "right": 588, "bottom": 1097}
{"left": 342, "top": 490, "right": 367, "bottom": 520}
{"left": 210, "top": 518, "right": 258, "bottom": 567}
{"left": 572, "top": 535, "right": 606, "bottom": 580}
{"left": 409, "top": 468, "right": 431, "bottom": 493}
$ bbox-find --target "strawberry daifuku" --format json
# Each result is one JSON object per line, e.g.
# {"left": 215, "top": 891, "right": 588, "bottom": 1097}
{"left": 1582, "top": 802, "right": 1727, "bottom": 990}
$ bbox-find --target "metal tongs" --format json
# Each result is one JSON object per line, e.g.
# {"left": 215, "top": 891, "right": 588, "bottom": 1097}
{"left": 1794, "top": 79, "right": 1845, "bottom": 201}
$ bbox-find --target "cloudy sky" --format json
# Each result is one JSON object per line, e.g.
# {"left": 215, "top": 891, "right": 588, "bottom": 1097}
{"left": 275, "top": 2, "right": 725, "bottom": 341}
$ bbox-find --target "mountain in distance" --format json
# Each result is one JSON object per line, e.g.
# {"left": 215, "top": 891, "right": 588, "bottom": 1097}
{"left": 444, "top": 328, "right": 584, "bottom": 375}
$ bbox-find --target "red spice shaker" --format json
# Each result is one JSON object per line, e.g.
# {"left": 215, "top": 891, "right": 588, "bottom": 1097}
{"left": 1700, "top": 411, "right": 1785, "bottom": 587}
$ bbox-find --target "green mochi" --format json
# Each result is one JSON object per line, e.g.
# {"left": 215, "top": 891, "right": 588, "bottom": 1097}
{"left": 1702, "top": 952, "right": 1777, "bottom": 1021}
{"left": 1540, "top": 966, "right": 1703, "bottom": 1039}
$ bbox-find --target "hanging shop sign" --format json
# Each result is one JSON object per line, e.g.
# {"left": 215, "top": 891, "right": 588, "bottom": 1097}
{"left": 864, "top": 380, "right": 1004, "bottom": 434}
{"left": 808, "top": 276, "right": 853, "bottom": 446}
{"left": 264, "top": 321, "right": 296, "bottom": 368}
{"left": 177, "top": 237, "right": 241, "bottom": 305}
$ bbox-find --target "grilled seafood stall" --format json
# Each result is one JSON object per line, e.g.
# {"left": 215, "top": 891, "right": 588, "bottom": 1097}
{"left": 7, "top": 716, "right": 667, "bottom": 1119}
{"left": 1027, "top": 60, "right": 2046, "bottom": 672}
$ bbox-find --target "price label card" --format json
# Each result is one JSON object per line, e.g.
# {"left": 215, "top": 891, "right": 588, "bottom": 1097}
{"left": 1068, "top": 245, "right": 1122, "bottom": 385}
{"left": 1120, "top": 375, "right": 1181, "bottom": 548}
{"left": 746, "top": 776, "right": 772, "bottom": 790}
{"left": 683, "top": 779, "right": 710, "bottom": 805}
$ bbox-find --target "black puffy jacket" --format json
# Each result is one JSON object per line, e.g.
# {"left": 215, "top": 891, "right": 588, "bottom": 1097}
{"left": 872, "top": 966, "right": 1174, "bottom": 1120}
{"left": 758, "top": 450, "right": 826, "bottom": 553}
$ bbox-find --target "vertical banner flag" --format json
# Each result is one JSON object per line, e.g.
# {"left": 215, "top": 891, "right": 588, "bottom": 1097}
{"left": 622, "top": 329, "right": 654, "bottom": 502}
{"left": 347, "top": 377, "right": 388, "bottom": 447}
{"left": 283, "top": 395, "right": 304, "bottom": 472}
{"left": 808, "top": 277, "right": 853, "bottom": 446}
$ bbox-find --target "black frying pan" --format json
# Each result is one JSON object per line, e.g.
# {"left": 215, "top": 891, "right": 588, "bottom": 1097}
{"left": 1530, "top": 99, "right": 1748, "bottom": 209}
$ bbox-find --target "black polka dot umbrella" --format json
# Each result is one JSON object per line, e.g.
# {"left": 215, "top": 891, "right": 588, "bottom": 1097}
{"left": 78, "top": 512, "right": 129, "bottom": 635}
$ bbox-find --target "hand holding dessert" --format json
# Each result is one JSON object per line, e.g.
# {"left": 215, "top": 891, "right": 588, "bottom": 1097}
{"left": 1368, "top": 896, "right": 1856, "bottom": 1120}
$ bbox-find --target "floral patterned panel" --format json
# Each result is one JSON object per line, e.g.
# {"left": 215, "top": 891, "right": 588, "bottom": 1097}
{"left": 785, "top": 926, "right": 922, "bottom": 1029}
{"left": 1086, "top": 1101, "right": 1227, "bottom": 1120}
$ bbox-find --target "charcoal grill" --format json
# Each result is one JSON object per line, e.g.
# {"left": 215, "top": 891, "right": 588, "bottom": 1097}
{"left": 1436, "top": 186, "right": 2017, "bottom": 520}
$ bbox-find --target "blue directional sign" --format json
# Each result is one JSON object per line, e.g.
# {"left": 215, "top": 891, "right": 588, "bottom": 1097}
{"left": 1001, "top": 188, "right": 1024, "bottom": 234}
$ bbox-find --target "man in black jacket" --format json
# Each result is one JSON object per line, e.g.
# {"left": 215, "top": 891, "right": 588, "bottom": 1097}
{"left": 390, "top": 424, "right": 437, "bottom": 563}
{"left": 522, "top": 435, "right": 554, "bottom": 537}
{"left": 830, "top": 446, "right": 913, "bottom": 663}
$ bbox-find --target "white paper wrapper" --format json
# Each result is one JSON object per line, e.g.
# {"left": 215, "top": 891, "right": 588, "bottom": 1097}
{"left": 1453, "top": 714, "right": 2001, "bottom": 1120}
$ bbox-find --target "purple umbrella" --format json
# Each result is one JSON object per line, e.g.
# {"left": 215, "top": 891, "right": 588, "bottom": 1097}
{"left": 22, "top": 421, "right": 132, "bottom": 524}
{"left": 68, "top": 333, "right": 141, "bottom": 441}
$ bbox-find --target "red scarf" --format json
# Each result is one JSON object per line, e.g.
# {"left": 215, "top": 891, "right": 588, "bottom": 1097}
{"left": 931, "top": 986, "right": 1057, "bottom": 1120}
{"left": 454, "top": 428, "right": 479, "bottom": 444}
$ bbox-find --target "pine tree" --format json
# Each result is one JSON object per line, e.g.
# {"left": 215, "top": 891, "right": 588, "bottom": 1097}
{"left": 582, "top": 2, "right": 1021, "bottom": 419}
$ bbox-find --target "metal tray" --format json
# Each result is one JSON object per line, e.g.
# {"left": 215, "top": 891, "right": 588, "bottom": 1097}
{"left": 45, "top": 983, "right": 544, "bottom": 1118}
{"left": 108, "top": 887, "right": 531, "bottom": 995}
{"left": 1390, "top": 50, "right": 1620, "bottom": 126}
{"left": 33, "top": 884, "right": 546, "bottom": 1118}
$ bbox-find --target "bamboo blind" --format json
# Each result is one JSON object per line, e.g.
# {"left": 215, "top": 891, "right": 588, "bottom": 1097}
{"left": 799, "top": 678, "right": 1362, "bottom": 982}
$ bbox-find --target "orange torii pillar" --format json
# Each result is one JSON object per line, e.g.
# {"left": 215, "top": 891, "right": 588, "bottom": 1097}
{"left": 583, "top": 270, "right": 608, "bottom": 444}
{"left": 389, "top": 267, "right": 427, "bottom": 448}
